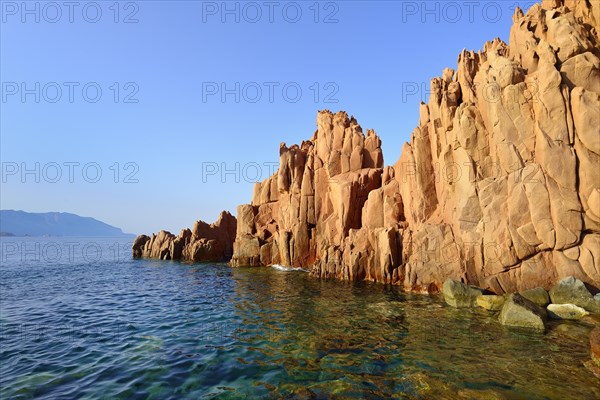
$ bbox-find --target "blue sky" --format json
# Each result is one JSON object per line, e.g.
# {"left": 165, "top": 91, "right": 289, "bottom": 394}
{"left": 1, "top": 0, "right": 538, "bottom": 234}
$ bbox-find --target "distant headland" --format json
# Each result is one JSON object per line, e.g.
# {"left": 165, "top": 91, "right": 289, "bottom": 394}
{"left": 0, "top": 210, "right": 135, "bottom": 237}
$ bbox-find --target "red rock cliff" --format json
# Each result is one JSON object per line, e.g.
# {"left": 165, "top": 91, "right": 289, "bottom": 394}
{"left": 230, "top": 0, "right": 600, "bottom": 293}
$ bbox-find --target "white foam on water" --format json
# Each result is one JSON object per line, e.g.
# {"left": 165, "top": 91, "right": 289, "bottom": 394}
{"left": 271, "top": 264, "right": 309, "bottom": 272}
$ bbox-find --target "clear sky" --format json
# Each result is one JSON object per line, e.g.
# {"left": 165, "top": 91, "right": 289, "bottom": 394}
{"left": 1, "top": 0, "right": 537, "bottom": 234}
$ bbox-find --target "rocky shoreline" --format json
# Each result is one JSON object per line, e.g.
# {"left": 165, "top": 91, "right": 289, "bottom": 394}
{"left": 444, "top": 276, "right": 599, "bottom": 328}
{"left": 132, "top": 0, "right": 600, "bottom": 378}
{"left": 134, "top": 0, "right": 600, "bottom": 294}
{"left": 443, "top": 275, "right": 600, "bottom": 377}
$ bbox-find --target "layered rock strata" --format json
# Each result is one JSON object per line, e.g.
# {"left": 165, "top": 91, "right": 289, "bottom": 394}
{"left": 230, "top": 0, "right": 600, "bottom": 294}
{"left": 133, "top": 211, "right": 236, "bottom": 262}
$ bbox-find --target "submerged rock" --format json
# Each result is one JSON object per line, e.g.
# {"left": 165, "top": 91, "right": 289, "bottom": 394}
{"left": 592, "top": 326, "right": 600, "bottom": 366}
{"left": 443, "top": 279, "right": 485, "bottom": 308}
{"left": 520, "top": 288, "right": 550, "bottom": 307}
{"left": 476, "top": 295, "right": 505, "bottom": 311}
{"left": 547, "top": 304, "right": 589, "bottom": 320}
{"left": 549, "top": 277, "right": 600, "bottom": 314}
{"left": 457, "top": 388, "right": 506, "bottom": 400}
{"left": 499, "top": 294, "right": 547, "bottom": 331}
{"left": 588, "top": 326, "right": 600, "bottom": 378}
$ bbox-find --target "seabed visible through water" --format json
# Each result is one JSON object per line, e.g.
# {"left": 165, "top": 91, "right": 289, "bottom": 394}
{"left": 1, "top": 238, "right": 598, "bottom": 399}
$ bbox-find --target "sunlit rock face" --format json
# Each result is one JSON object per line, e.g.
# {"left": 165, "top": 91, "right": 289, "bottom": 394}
{"left": 231, "top": 0, "right": 600, "bottom": 294}
{"left": 231, "top": 110, "right": 390, "bottom": 278}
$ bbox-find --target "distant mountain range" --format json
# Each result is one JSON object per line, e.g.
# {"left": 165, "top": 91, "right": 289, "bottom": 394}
{"left": 0, "top": 210, "right": 135, "bottom": 237}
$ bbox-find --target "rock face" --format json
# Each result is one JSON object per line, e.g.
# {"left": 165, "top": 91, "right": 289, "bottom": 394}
{"left": 229, "top": 0, "right": 600, "bottom": 295}
{"left": 499, "top": 294, "right": 548, "bottom": 330}
{"left": 132, "top": 211, "right": 237, "bottom": 262}
{"left": 230, "top": 110, "right": 396, "bottom": 284}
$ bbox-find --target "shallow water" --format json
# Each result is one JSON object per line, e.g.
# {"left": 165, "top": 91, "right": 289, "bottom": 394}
{"left": 1, "top": 237, "right": 598, "bottom": 399}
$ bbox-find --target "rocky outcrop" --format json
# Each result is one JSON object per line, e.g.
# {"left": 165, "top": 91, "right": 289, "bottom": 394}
{"left": 394, "top": 0, "right": 600, "bottom": 293}
{"left": 132, "top": 235, "right": 151, "bottom": 258}
{"left": 230, "top": 110, "right": 397, "bottom": 282}
{"left": 229, "top": 0, "right": 600, "bottom": 295}
{"left": 132, "top": 211, "right": 236, "bottom": 262}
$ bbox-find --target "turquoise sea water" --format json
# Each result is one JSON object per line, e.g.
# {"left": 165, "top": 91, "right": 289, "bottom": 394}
{"left": 1, "top": 237, "right": 599, "bottom": 399}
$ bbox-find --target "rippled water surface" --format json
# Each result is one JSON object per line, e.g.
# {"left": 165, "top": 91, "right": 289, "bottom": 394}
{"left": 1, "top": 237, "right": 599, "bottom": 399}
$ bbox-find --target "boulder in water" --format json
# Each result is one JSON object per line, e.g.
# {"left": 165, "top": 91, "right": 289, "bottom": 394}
{"left": 499, "top": 294, "right": 547, "bottom": 331}
{"left": 443, "top": 279, "right": 485, "bottom": 308}
{"left": 520, "top": 287, "right": 550, "bottom": 307}
{"left": 476, "top": 295, "right": 505, "bottom": 311}
{"left": 549, "top": 277, "right": 600, "bottom": 314}
{"left": 547, "top": 304, "right": 589, "bottom": 320}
